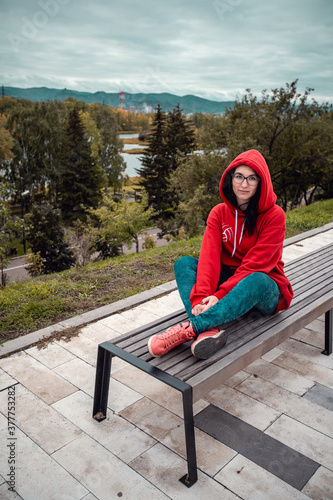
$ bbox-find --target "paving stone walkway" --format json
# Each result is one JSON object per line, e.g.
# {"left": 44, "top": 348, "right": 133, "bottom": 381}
{"left": 0, "top": 225, "right": 333, "bottom": 499}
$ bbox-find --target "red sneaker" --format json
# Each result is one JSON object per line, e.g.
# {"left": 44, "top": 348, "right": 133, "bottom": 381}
{"left": 148, "top": 321, "right": 196, "bottom": 357}
{"left": 191, "top": 328, "right": 227, "bottom": 359}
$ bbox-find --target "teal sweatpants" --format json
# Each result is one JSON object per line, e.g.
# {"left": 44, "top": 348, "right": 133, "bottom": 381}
{"left": 174, "top": 256, "right": 280, "bottom": 336}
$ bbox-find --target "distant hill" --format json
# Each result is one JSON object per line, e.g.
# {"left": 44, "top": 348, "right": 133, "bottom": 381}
{"left": 3, "top": 86, "right": 234, "bottom": 114}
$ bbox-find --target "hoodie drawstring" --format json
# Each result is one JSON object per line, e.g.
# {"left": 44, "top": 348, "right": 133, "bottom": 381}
{"left": 232, "top": 210, "right": 238, "bottom": 257}
{"left": 231, "top": 210, "right": 246, "bottom": 258}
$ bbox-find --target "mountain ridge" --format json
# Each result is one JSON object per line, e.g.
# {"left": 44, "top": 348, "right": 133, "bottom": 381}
{"left": 2, "top": 86, "right": 234, "bottom": 114}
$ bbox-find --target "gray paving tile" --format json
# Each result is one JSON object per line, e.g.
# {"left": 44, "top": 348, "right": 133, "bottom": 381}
{"left": 99, "top": 313, "right": 139, "bottom": 334}
{"left": 0, "top": 369, "right": 17, "bottom": 391}
{"left": 0, "top": 414, "right": 89, "bottom": 500}
{"left": 280, "top": 339, "right": 333, "bottom": 370}
{"left": 26, "top": 342, "right": 76, "bottom": 369}
{"left": 245, "top": 358, "right": 315, "bottom": 395}
{"left": 0, "top": 384, "right": 82, "bottom": 454}
{"left": 79, "top": 322, "right": 121, "bottom": 344}
{"left": 113, "top": 364, "right": 208, "bottom": 417}
{"left": 55, "top": 334, "right": 99, "bottom": 367}
{"left": 0, "top": 482, "right": 23, "bottom": 499}
{"left": 54, "top": 357, "right": 143, "bottom": 413}
{"left": 237, "top": 375, "right": 333, "bottom": 439}
{"left": 130, "top": 442, "right": 238, "bottom": 499}
{"left": 273, "top": 350, "right": 333, "bottom": 390}
{"left": 205, "top": 383, "right": 281, "bottom": 431}
{"left": 120, "top": 397, "right": 183, "bottom": 440}
{"left": 215, "top": 454, "right": 310, "bottom": 500}
{"left": 302, "top": 465, "right": 333, "bottom": 499}
{"left": 52, "top": 433, "right": 168, "bottom": 500}
{"left": 52, "top": 390, "right": 156, "bottom": 464}
{"left": 161, "top": 424, "right": 237, "bottom": 477}
{"left": 266, "top": 414, "right": 333, "bottom": 471}
{"left": 119, "top": 305, "right": 161, "bottom": 326}
{"left": 303, "top": 383, "right": 333, "bottom": 411}
{"left": 0, "top": 352, "right": 77, "bottom": 404}
{"left": 195, "top": 404, "right": 319, "bottom": 490}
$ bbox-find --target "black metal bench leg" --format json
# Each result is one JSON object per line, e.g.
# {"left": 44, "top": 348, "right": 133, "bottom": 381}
{"left": 323, "top": 309, "right": 332, "bottom": 356}
{"left": 179, "top": 386, "right": 198, "bottom": 487}
{"left": 93, "top": 345, "right": 112, "bottom": 421}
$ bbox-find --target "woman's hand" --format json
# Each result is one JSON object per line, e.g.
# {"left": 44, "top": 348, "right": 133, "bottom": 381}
{"left": 191, "top": 295, "right": 219, "bottom": 316}
{"left": 201, "top": 295, "right": 219, "bottom": 312}
{"left": 191, "top": 303, "right": 206, "bottom": 316}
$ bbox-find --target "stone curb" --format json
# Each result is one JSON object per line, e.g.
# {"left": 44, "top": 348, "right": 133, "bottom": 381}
{"left": 1, "top": 223, "right": 333, "bottom": 358}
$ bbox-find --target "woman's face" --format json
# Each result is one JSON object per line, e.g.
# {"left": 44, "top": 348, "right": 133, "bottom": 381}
{"left": 232, "top": 165, "right": 259, "bottom": 208}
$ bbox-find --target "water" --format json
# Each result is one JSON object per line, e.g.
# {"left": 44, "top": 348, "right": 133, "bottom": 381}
{"left": 122, "top": 144, "right": 146, "bottom": 151}
{"left": 121, "top": 152, "right": 144, "bottom": 177}
{"left": 119, "top": 133, "right": 144, "bottom": 177}
{"left": 119, "top": 133, "right": 139, "bottom": 139}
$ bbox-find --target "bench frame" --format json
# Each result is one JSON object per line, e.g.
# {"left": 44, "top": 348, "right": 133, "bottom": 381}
{"left": 93, "top": 244, "right": 333, "bottom": 487}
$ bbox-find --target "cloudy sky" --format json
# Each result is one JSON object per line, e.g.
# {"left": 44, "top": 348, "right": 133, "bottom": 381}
{"left": 0, "top": 0, "right": 332, "bottom": 103}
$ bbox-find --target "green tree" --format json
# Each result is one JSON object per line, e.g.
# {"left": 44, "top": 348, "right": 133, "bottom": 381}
{"left": 136, "top": 104, "right": 169, "bottom": 214}
{"left": 26, "top": 204, "right": 75, "bottom": 274}
{"left": 88, "top": 193, "right": 155, "bottom": 257}
{"left": 59, "top": 108, "right": 104, "bottom": 220}
{"left": 165, "top": 104, "right": 196, "bottom": 171}
{"left": 89, "top": 104, "right": 126, "bottom": 194}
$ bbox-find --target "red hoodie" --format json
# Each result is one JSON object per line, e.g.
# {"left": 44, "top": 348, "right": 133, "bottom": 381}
{"left": 189, "top": 149, "right": 293, "bottom": 313}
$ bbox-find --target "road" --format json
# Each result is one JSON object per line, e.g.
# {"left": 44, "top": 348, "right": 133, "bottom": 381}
{"left": 4, "top": 228, "right": 169, "bottom": 283}
{"left": 4, "top": 256, "right": 29, "bottom": 283}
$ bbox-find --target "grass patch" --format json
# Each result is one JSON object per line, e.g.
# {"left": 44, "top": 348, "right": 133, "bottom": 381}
{"left": 285, "top": 199, "right": 333, "bottom": 238}
{"left": 1, "top": 199, "right": 332, "bottom": 344}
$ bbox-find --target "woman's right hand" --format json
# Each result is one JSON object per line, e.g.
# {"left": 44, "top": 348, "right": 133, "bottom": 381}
{"left": 191, "top": 303, "right": 206, "bottom": 316}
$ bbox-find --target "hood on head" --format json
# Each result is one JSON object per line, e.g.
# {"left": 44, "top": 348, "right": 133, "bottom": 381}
{"left": 219, "top": 149, "right": 277, "bottom": 213}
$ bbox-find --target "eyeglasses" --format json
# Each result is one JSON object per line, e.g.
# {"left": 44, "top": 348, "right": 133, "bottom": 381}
{"left": 232, "top": 173, "right": 260, "bottom": 186}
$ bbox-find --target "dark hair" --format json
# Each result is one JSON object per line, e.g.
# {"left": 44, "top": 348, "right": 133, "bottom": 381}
{"left": 222, "top": 167, "right": 261, "bottom": 236}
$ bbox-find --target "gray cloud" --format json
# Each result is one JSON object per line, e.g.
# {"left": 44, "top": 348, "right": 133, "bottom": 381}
{"left": 0, "top": 0, "right": 332, "bottom": 102}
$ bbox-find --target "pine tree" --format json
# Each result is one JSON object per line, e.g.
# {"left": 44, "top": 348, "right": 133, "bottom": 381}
{"left": 136, "top": 104, "right": 196, "bottom": 217}
{"left": 59, "top": 108, "right": 104, "bottom": 220}
{"left": 136, "top": 104, "right": 169, "bottom": 213}
{"left": 165, "top": 104, "right": 196, "bottom": 172}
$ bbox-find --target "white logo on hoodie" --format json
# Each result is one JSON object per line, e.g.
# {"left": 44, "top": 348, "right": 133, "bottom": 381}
{"left": 222, "top": 224, "right": 233, "bottom": 242}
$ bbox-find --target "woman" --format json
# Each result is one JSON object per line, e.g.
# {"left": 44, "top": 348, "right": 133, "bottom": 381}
{"left": 148, "top": 149, "right": 294, "bottom": 359}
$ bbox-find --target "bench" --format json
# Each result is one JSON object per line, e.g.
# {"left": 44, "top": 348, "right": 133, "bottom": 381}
{"left": 93, "top": 243, "right": 333, "bottom": 487}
